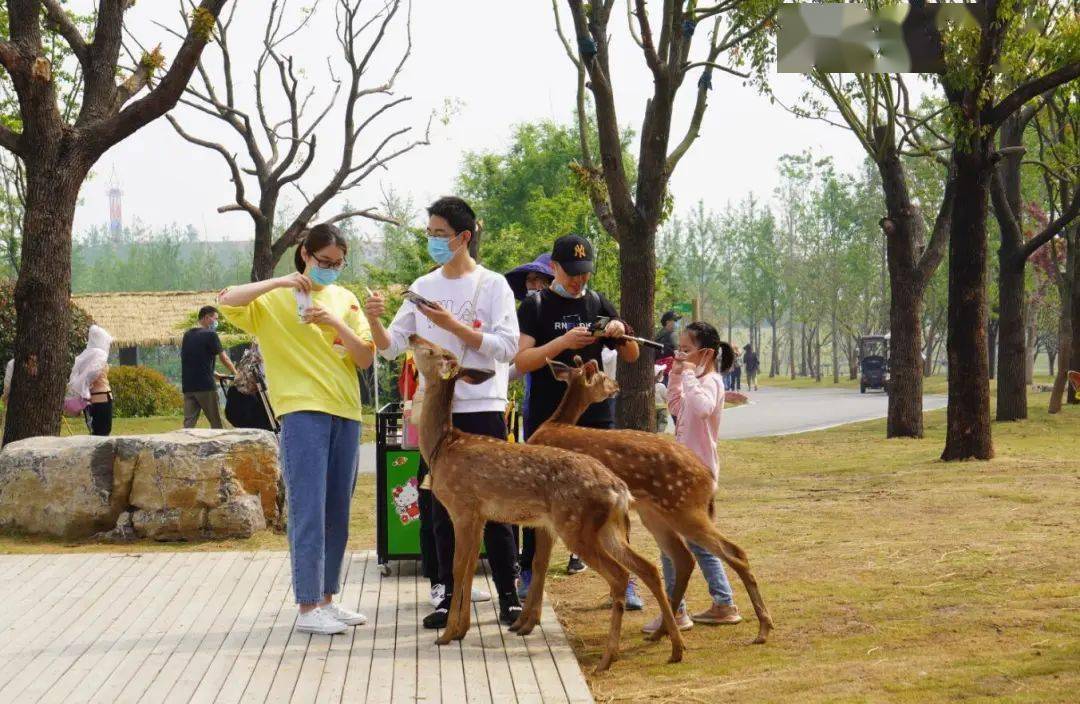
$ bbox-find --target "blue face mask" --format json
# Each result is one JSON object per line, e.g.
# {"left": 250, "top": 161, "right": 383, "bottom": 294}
{"left": 427, "top": 236, "right": 455, "bottom": 265}
{"left": 210, "top": 320, "right": 219, "bottom": 332}
{"left": 551, "top": 281, "right": 587, "bottom": 299}
{"left": 309, "top": 265, "right": 341, "bottom": 286}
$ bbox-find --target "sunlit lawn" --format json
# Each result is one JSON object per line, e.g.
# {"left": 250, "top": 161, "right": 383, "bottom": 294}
{"left": 3, "top": 397, "right": 1078, "bottom": 701}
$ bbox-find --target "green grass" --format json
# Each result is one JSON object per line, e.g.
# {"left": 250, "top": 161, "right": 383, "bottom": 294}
{"left": 547, "top": 402, "right": 1080, "bottom": 702}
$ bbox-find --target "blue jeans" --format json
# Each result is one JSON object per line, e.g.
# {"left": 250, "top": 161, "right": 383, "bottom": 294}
{"left": 280, "top": 411, "right": 361, "bottom": 605}
{"left": 661, "top": 540, "right": 734, "bottom": 611}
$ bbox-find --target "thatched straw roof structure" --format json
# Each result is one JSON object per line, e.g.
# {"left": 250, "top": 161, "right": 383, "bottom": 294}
{"left": 72, "top": 291, "right": 244, "bottom": 348}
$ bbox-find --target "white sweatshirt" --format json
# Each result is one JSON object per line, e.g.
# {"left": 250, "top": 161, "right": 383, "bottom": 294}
{"left": 381, "top": 265, "right": 519, "bottom": 413}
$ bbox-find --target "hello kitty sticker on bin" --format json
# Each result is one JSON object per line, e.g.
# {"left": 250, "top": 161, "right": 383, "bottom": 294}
{"left": 392, "top": 477, "right": 420, "bottom": 525}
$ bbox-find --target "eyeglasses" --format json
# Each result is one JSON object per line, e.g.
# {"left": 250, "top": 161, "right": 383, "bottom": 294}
{"left": 312, "top": 254, "right": 348, "bottom": 270}
{"left": 425, "top": 230, "right": 460, "bottom": 241}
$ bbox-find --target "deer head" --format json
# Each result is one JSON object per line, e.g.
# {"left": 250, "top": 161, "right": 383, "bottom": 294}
{"left": 408, "top": 334, "right": 494, "bottom": 386}
{"left": 548, "top": 358, "right": 626, "bottom": 412}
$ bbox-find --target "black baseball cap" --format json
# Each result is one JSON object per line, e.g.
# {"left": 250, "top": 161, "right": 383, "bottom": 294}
{"left": 551, "top": 234, "right": 594, "bottom": 275}
{"left": 661, "top": 310, "right": 682, "bottom": 325}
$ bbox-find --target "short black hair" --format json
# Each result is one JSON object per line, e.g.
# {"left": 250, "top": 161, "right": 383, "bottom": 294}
{"left": 198, "top": 305, "right": 218, "bottom": 320}
{"left": 427, "top": 196, "right": 480, "bottom": 259}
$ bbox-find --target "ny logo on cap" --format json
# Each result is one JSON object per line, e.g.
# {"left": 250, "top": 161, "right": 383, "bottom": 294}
{"left": 574, "top": 244, "right": 586, "bottom": 259}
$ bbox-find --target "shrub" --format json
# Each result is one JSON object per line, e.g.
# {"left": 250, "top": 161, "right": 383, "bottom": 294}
{"left": 0, "top": 279, "right": 93, "bottom": 371}
{"left": 110, "top": 365, "right": 184, "bottom": 417}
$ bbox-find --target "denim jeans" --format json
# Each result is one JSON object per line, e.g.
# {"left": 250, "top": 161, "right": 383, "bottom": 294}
{"left": 661, "top": 540, "right": 734, "bottom": 611}
{"left": 280, "top": 411, "right": 361, "bottom": 605}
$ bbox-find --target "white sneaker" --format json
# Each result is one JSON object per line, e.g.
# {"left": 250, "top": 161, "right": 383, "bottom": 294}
{"left": 296, "top": 608, "right": 347, "bottom": 635}
{"left": 429, "top": 582, "right": 490, "bottom": 606}
{"left": 642, "top": 608, "right": 694, "bottom": 634}
{"left": 430, "top": 583, "right": 446, "bottom": 608}
{"left": 323, "top": 602, "right": 367, "bottom": 626}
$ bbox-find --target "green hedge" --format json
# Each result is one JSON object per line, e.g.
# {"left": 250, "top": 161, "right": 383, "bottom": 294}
{"left": 110, "top": 366, "right": 184, "bottom": 418}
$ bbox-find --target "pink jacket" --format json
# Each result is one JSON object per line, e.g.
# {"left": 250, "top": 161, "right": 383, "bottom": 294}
{"left": 667, "top": 370, "right": 724, "bottom": 478}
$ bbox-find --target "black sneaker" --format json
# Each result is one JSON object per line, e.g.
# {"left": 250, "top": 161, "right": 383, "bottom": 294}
{"left": 499, "top": 592, "right": 523, "bottom": 626}
{"left": 566, "top": 554, "right": 588, "bottom": 575}
{"left": 423, "top": 595, "right": 452, "bottom": 629}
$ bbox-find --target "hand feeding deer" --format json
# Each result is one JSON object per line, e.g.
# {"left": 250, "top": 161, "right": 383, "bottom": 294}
{"left": 407, "top": 334, "right": 683, "bottom": 671}
{"left": 527, "top": 357, "right": 774, "bottom": 646}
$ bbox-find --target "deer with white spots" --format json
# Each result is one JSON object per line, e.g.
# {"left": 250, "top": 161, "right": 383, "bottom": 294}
{"left": 407, "top": 335, "right": 683, "bottom": 671}
{"left": 528, "top": 358, "right": 774, "bottom": 646}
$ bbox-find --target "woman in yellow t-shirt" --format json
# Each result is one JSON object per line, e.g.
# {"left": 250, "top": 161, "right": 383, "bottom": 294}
{"left": 218, "top": 224, "right": 375, "bottom": 636}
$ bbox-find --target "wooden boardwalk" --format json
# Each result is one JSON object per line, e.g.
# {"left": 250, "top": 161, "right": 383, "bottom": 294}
{"left": 0, "top": 552, "right": 593, "bottom": 704}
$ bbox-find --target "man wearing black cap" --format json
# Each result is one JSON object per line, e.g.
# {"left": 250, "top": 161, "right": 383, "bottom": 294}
{"left": 513, "top": 234, "right": 645, "bottom": 607}
{"left": 656, "top": 311, "right": 681, "bottom": 359}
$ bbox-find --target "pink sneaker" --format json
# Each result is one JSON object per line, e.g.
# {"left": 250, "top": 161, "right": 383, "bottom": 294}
{"left": 641, "top": 607, "right": 693, "bottom": 634}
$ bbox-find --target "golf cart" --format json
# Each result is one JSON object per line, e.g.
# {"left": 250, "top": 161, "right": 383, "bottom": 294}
{"left": 858, "top": 334, "right": 890, "bottom": 394}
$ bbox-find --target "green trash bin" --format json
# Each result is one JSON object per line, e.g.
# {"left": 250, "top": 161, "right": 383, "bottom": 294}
{"left": 376, "top": 403, "right": 422, "bottom": 576}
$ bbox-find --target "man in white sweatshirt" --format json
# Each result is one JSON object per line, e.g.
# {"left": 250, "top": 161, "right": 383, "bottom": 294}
{"left": 364, "top": 196, "right": 523, "bottom": 629}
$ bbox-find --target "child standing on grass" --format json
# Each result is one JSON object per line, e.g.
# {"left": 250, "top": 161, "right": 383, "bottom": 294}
{"left": 643, "top": 321, "right": 742, "bottom": 633}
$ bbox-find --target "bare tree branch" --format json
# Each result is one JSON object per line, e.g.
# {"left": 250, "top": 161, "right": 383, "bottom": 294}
{"left": 632, "top": 0, "right": 663, "bottom": 77}
{"left": 320, "top": 208, "right": 400, "bottom": 227}
{"left": 0, "top": 125, "right": 23, "bottom": 156}
{"left": 42, "top": 0, "right": 90, "bottom": 67}
{"left": 167, "top": 114, "right": 260, "bottom": 219}
{"left": 1022, "top": 182, "right": 1080, "bottom": 259}
{"left": 989, "top": 62, "right": 1080, "bottom": 127}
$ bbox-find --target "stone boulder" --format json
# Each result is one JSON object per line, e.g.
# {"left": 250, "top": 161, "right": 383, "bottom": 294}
{"left": 0, "top": 429, "right": 281, "bottom": 541}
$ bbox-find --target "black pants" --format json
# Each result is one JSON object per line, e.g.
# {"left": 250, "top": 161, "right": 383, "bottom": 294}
{"left": 518, "top": 417, "right": 615, "bottom": 570}
{"left": 85, "top": 398, "right": 113, "bottom": 437}
{"left": 417, "top": 411, "right": 518, "bottom": 598}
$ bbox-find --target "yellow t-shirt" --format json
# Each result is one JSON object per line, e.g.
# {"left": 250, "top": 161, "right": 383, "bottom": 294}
{"left": 219, "top": 285, "right": 373, "bottom": 422}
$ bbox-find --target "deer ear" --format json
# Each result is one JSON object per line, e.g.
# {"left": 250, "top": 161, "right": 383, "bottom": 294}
{"left": 572, "top": 356, "right": 584, "bottom": 368}
{"left": 457, "top": 368, "right": 495, "bottom": 385}
{"left": 547, "top": 359, "right": 574, "bottom": 383}
{"left": 583, "top": 359, "right": 599, "bottom": 380}
{"left": 437, "top": 358, "right": 456, "bottom": 380}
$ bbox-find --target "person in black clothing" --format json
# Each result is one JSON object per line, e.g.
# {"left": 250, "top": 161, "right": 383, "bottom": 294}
{"left": 744, "top": 343, "right": 760, "bottom": 391}
{"left": 514, "top": 234, "right": 647, "bottom": 608}
{"left": 655, "top": 311, "right": 681, "bottom": 359}
{"left": 181, "top": 305, "right": 237, "bottom": 428}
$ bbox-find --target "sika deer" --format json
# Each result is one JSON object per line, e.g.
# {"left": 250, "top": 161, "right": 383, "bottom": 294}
{"left": 528, "top": 358, "right": 774, "bottom": 645}
{"left": 407, "top": 335, "right": 683, "bottom": 671}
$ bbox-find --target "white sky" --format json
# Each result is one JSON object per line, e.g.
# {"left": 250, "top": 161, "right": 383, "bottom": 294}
{"left": 72, "top": 0, "right": 867, "bottom": 241}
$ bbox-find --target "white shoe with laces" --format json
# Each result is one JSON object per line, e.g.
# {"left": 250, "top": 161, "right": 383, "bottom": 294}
{"left": 430, "top": 582, "right": 490, "bottom": 606}
{"left": 296, "top": 607, "right": 347, "bottom": 635}
{"left": 323, "top": 602, "right": 367, "bottom": 626}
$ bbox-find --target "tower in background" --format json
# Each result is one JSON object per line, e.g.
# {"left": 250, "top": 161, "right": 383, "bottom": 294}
{"left": 107, "top": 167, "right": 122, "bottom": 240}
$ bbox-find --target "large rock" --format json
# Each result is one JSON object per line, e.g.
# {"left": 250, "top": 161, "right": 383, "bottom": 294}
{"left": 0, "top": 429, "right": 281, "bottom": 541}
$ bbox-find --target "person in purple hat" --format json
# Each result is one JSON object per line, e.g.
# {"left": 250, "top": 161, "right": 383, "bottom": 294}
{"left": 504, "top": 253, "right": 555, "bottom": 301}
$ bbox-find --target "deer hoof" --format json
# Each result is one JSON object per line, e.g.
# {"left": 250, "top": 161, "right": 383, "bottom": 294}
{"left": 668, "top": 649, "right": 684, "bottom": 664}
{"left": 435, "top": 635, "right": 453, "bottom": 646}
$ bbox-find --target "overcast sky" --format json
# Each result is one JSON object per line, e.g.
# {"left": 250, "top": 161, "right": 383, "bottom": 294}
{"left": 72, "top": 0, "right": 868, "bottom": 241}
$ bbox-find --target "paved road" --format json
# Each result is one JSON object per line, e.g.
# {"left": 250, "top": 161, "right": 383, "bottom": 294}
{"left": 357, "top": 386, "right": 948, "bottom": 472}
{"left": 715, "top": 386, "right": 948, "bottom": 440}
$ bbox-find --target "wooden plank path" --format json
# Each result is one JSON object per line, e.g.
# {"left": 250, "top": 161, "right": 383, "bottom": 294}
{"left": 0, "top": 552, "right": 593, "bottom": 704}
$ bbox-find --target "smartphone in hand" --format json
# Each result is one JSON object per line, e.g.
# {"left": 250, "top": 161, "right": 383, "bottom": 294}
{"left": 403, "top": 290, "right": 438, "bottom": 309}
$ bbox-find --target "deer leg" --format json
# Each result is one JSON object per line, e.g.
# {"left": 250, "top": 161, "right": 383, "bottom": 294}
{"left": 638, "top": 509, "right": 695, "bottom": 634}
{"left": 571, "top": 542, "right": 629, "bottom": 673}
{"left": 511, "top": 527, "right": 553, "bottom": 635}
{"left": 681, "top": 515, "right": 773, "bottom": 645}
{"left": 607, "top": 536, "right": 686, "bottom": 664}
{"left": 437, "top": 514, "right": 484, "bottom": 645}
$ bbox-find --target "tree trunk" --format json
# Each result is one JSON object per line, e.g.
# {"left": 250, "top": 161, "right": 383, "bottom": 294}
{"left": 814, "top": 327, "right": 822, "bottom": 382}
{"left": 250, "top": 217, "right": 277, "bottom": 282}
{"left": 831, "top": 307, "right": 839, "bottom": 384}
{"left": 770, "top": 317, "right": 778, "bottom": 377}
{"left": 1070, "top": 233, "right": 1080, "bottom": 405}
{"left": 1049, "top": 237, "right": 1074, "bottom": 413}
{"left": 616, "top": 220, "right": 656, "bottom": 431}
{"left": 987, "top": 319, "right": 998, "bottom": 380}
{"left": 1024, "top": 300, "right": 1037, "bottom": 384}
{"left": 788, "top": 318, "right": 796, "bottom": 379}
{"left": 942, "top": 150, "right": 994, "bottom": 461}
{"left": 888, "top": 276, "right": 925, "bottom": 437}
{"left": 993, "top": 113, "right": 1029, "bottom": 420}
{"left": 3, "top": 157, "right": 85, "bottom": 445}
{"left": 996, "top": 256, "right": 1027, "bottom": 419}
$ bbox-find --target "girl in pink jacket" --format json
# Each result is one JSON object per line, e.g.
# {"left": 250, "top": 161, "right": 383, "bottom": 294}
{"left": 643, "top": 322, "right": 741, "bottom": 633}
